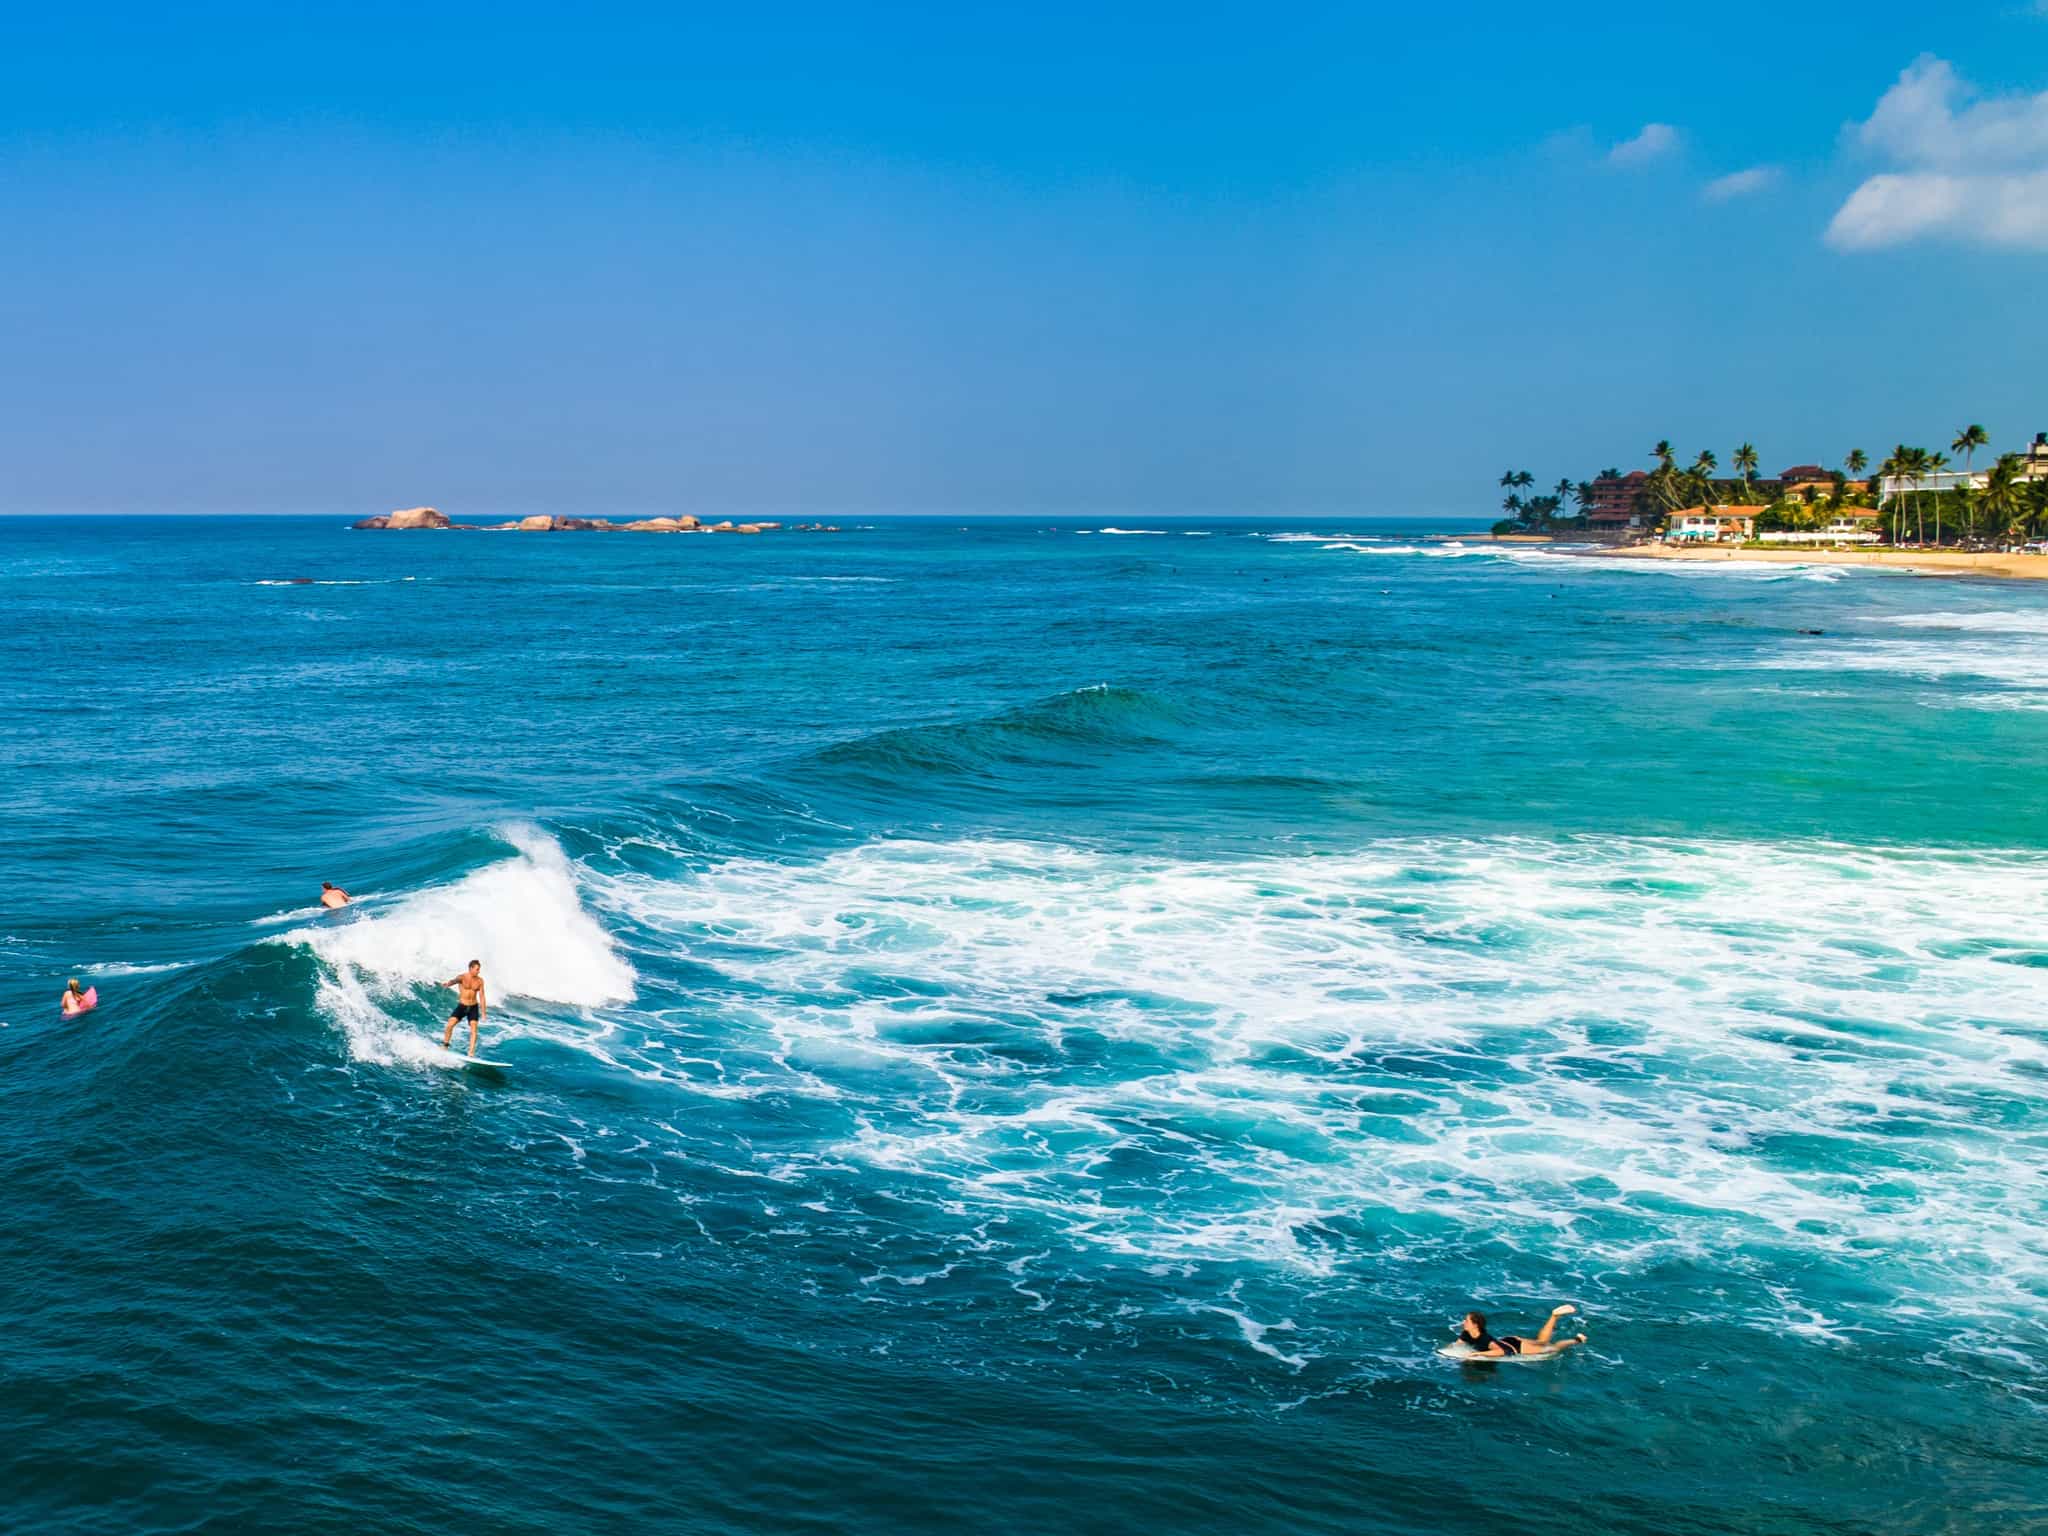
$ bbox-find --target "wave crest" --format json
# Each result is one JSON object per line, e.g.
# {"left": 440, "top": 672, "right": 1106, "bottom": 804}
{"left": 278, "top": 826, "right": 633, "bottom": 1062}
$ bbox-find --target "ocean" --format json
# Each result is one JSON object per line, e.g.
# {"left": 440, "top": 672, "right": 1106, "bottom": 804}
{"left": 3, "top": 515, "right": 2044, "bottom": 1535}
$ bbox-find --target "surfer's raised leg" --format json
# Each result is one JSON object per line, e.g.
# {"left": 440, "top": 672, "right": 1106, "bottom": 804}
{"left": 1533, "top": 1304, "right": 1576, "bottom": 1346}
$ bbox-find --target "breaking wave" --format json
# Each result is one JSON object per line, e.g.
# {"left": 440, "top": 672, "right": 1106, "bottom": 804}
{"left": 277, "top": 826, "right": 633, "bottom": 1064}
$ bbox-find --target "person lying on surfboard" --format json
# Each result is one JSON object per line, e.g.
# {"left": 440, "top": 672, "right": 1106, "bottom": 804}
{"left": 1455, "top": 1305, "right": 1585, "bottom": 1358}
{"left": 441, "top": 960, "right": 487, "bottom": 1058}
{"left": 319, "top": 882, "right": 352, "bottom": 909}
{"left": 60, "top": 978, "right": 93, "bottom": 1017}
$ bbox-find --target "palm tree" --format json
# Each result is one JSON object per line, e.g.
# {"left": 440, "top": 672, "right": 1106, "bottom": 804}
{"left": 1900, "top": 447, "right": 1931, "bottom": 544}
{"left": 1845, "top": 449, "right": 1869, "bottom": 506}
{"left": 1688, "top": 450, "right": 1718, "bottom": 509}
{"left": 1925, "top": 451, "right": 1950, "bottom": 545}
{"left": 1878, "top": 449, "right": 1904, "bottom": 542}
{"left": 1952, "top": 476, "right": 1976, "bottom": 544}
{"left": 1577, "top": 480, "right": 1597, "bottom": 516}
{"left": 1982, "top": 454, "right": 2025, "bottom": 542}
{"left": 1951, "top": 424, "right": 1988, "bottom": 478}
{"left": 1733, "top": 442, "right": 1759, "bottom": 500}
{"left": 1500, "top": 470, "right": 1519, "bottom": 490}
{"left": 1651, "top": 440, "right": 1674, "bottom": 470}
{"left": 1889, "top": 445, "right": 1921, "bottom": 543}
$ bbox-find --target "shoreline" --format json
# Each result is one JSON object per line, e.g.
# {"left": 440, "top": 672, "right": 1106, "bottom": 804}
{"left": 1584, "top": 544, "right": 2048, "bottom": 582}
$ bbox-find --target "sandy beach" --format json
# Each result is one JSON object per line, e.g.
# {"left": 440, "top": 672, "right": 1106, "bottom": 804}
{"left": 1589, "top": 544, "right": 2048, "bottom": 581}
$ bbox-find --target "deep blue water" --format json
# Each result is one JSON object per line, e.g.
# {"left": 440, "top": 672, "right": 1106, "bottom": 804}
{"left": 4, "top": 516, "right": 2046, "bottom": 1535}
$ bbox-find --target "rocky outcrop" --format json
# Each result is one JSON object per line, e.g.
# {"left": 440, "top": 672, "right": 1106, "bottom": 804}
{"left": 386, "top": 507, "right": 451, "bottom": 530}
{"left": 621, "top": 515, "right": 706, "bottom": 532}
{"left": 355, "top": 507, "right": 833, "bottom": 533}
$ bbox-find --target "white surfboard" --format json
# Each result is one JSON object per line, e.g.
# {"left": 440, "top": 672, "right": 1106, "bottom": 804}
{"left": 425, "top": 1046, "right": 511, "bottom": 1072}
{"left": 1438, "top": 1342, "right": 1556, "bottom": 1363}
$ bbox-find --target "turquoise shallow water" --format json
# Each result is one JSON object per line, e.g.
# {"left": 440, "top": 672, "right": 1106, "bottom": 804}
{"left": 3, "top": 516, "right": 2046, "bottom": 1534}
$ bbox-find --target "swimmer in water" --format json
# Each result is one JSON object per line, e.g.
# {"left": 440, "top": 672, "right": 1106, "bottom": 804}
{"left": 319, "top": 882, "right": 351, "bottom": 909}
{"left": 60, "top": 978, "right": 91, "bottom": 1016}
{"left": 1454, "top": 1305, "right": 1585, "bottom": 1358}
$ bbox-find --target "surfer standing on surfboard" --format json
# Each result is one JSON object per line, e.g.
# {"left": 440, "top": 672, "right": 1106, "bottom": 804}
{"left": 441, "top": 961, "right": 487, "bottom": 1059}
{"left": 1455, "top": 1305, "right": 1585, "bottom": 1358}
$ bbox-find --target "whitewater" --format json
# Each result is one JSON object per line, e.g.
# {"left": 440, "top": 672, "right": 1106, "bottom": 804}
{"left": 2, "top": 515, "right": 2044, "bottom": 1536}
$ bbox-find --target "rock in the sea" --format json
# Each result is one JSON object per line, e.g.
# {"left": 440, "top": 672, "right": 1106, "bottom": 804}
{"left": 708, "top": 521, "right": 736, "bottom": 532}
{"left": 385, "top": 507, "right": 451, "bottom": 530}
{"left": 625, "top": 517, "right": 682, "bottom": 532}
{"left": 735, "top": 523, "right": 762, "bottom": 534}
{"left": 515, "top": 515, "right": 555, "bottom": 532}
{"left": 675, "top": 515, "right": 700, "bottom": 530}
{"left": 352, "top": 516, "right": 391, "bottom": 530}
{"left": 555, "top": 517, "right": 607, "bottom": 531}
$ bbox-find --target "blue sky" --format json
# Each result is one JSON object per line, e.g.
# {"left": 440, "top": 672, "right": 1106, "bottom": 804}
{"left": 3, "top": 2, "right": 2045, "bottom": 515}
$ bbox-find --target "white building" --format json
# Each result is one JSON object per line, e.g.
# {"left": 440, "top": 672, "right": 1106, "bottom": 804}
{"left": 1665, "top": 507, "right": 1759, "bottom": 542}
{"left": 1880, "top": 433, "right": 2048, "bottom": 499}
{"left": 1878, "top": 468, "right": 1986, "bottom": 499}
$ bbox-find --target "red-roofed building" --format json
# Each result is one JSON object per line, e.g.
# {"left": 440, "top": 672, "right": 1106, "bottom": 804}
{"left": 1665, "top": 506, "right": 1763, "bottom": 542}
{"left": 1583, "top": 471, "right": 1649, "bottom": 531}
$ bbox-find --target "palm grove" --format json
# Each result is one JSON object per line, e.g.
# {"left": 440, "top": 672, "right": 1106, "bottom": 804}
{"left": 1496, "top": 426, "right": 2048, "bottom": 544}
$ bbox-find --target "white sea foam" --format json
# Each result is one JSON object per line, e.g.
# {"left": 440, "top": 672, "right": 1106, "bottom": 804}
{"left": 283, "top": 826, "right": 633, "bottom": 1064}
{"left": 596, "top": 833, "right": 2048, "bottom": 1326}
{"left": 1497, "top": 548, "right": 1846, "bottom": 582}
{"left": 1879, "top": 610, "right": 2048, "bottom": 635}
{"left": 1259, "top": 532, "right": 1376, "bottom": 543}
{"left": 1760, "top": 638, "right": 2048, "bottom": 689}
{"left": 1094, "top": 528, "right": 1169, "bottom": 536}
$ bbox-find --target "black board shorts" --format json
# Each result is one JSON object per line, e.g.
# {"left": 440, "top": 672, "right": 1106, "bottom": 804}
{"left": 450, "top": 1003, "right": 481, "bottom": 1023}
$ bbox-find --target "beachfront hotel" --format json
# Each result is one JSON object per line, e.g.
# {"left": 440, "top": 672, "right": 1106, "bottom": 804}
{"left": 1665, "top": 507, "right": 1759, "bottom": 542}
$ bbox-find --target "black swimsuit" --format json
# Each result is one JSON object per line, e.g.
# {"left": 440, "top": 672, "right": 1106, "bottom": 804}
{"left": 1463, "top": 1329, "right": 1521, "bottom": 1355}
{"left": 451, "top": 1002, "right": 481, "bottom": 1022}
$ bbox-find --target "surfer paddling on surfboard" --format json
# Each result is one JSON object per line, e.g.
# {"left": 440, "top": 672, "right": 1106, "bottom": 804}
{"left": 441, "top": 961, "right": 487, "bottom": 1059}
{"left": 1453, "top": 1305, "right": 1585, "bottom": 1359}
{"left": 60, "top": 978, "right": 96, "bottom": 1018}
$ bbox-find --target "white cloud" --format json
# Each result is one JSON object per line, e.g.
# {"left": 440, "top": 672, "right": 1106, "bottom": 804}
{"left": 1851, "top": 55, "right": 2048, "bottom": 167}
{"left": 1829, "top": 168, "right": 2048, "bottom": 249}
{"left": 1702, "top": 165, "right": 1781, "bottom": 201}
{"left": 1608, "top": 123, "right": 1679, "bottom": 168}
{"left": 1829, "top": 55, "right": 2048, "bottom": 249}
